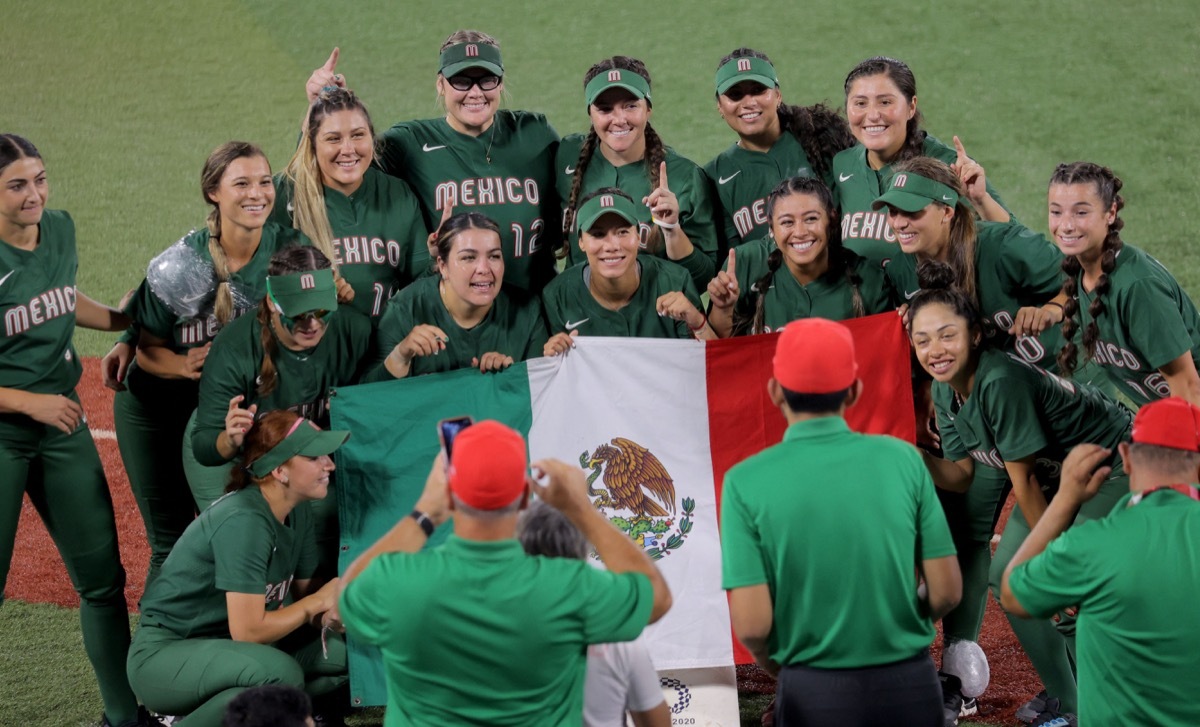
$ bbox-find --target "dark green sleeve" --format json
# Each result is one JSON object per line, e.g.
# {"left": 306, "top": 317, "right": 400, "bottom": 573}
{"left": 540, "top": 280, "right": 568, "bottom": 334}
{"left": 269, "top": 174, "right": 295, "bottom": 228}
{"left": 1122, "top": 277, "right": 1195, "bottom": 370}
{"left": 376, "top": 124, "right": 410, "bottom": 180}
{"left": 192, "top": 326, "right": 258, "bottom": 465}
{"left": 131, "top": 279, "right": 180, "bottom": 341}
{"left": 675, "top": 163, "right": 718, "bottom": 290}
{"left": 519, "top": 303, "right": 550, "bottom": 362}
{"left": 933, "top": 384, "right": 968, "bottom": 461}
{"left": 995, "top": 223, "right": 1064, "bottom": 302}
{"left": 397, "top": 184, "right": 432, "bottom": 285}
{"left": 292, "top": 504, "right": 320, "bottom": 581}
{"left": 211, "top": 512, "right": 276, "bottom": 594}
{"left": 362, "top": 295, "right": 413, "bottom": 382}
{"left": 980, "top": 371, "right": 1049, "bottom": 463}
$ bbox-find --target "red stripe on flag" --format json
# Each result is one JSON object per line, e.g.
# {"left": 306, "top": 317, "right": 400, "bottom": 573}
{"left": 705, "top": 313, "right": 915, "bottom": 665}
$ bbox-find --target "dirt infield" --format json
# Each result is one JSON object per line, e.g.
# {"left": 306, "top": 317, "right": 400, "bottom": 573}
{"left": 8, "top": 359, "right": 1041, "bottom": 724}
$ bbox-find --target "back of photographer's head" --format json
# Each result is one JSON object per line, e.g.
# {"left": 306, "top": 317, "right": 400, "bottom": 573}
{"left": 449, "top": 420, "right": 529, "bottom": 518}
{"left": 1127, "top": 397, "right": 1200, "bottom": 479}
{"left": 222, "top": 684, "right": 313, "bottom": 727}
{"left": 518, "top": 500, "right": 589, "bottom": 559}
{"left": 771, "top": 318, "right": 860, "bottom": 415}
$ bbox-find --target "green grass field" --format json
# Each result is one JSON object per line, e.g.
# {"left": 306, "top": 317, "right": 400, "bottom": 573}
{"left": 4, "top": 0, "right": 1198, "bottom": 724}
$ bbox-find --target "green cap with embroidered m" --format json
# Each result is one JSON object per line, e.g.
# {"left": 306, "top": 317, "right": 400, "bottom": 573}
{"left": 439, "top": 41, "right": 504, "bottom": 77}
{"left": 266, "top": 268, "right": 337, "bottom": 318}
{"left": 585, "top": 68, "right": 652, "bottom": 107}
{"left": 872, "top": 171, "right": 959, "bottom": 213}
{"left": 715, "top": 56, "right": 779, "bottom": 94}
{"left": 577, "top": 191, "right": 640, "bottom": 232}
{"left": 247, "top": 417, "right": 350, "bottom": 478}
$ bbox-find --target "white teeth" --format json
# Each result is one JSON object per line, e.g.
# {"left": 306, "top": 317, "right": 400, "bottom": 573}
{"left": 864, "top": 125, "right": 886, "bottom": 133}
{"left": 244, "top": 205, "right": 265, "bottom": 212}
{"left": 929, "top": 360, "right": 952, "bottom": 374}
{"left": 740, "top": 111, "right": 761, "bottom": 120}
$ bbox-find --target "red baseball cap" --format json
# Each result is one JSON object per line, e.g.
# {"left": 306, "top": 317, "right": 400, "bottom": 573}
{"left": 449, "top": 420, "right": 529, "bottom": 510}
{"left": 773, "top": 318, "right": 858, "bottom": 394}
{"left": 1131, "top": 397, "right": 1200, "bottom": 452}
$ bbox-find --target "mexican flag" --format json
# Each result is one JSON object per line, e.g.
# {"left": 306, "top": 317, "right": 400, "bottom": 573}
{"left": 332, "top": 312, "right": 914, "bottom": 720}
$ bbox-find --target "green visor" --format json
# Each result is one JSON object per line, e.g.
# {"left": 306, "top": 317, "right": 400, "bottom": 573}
{"left": 577, "top": 192, "right": 640, "bottom": 233}
{"left": 715, "top": 56, "right": 779, "bottom": 94}
{"left": 439, "top": 42, "right": 504, "bottom": 78}
{"left": 247, "top": 418, "right": 350, "bottom": 478}
{"left": 585, "top": 68, "right": 652, "bottom": 107}
{"left": 266, "top": 268, "right": 338, "bottom": 318}
{"left": 871, "top": 171, "right": 959, "bottom": 213}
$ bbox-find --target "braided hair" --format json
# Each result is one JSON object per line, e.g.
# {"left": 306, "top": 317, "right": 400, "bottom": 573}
{"left": 741, "top": 176, "right": 864, "bottom": 335}
{"left": 717, "top": 48, "right": 854, "bottom": 182}
{"left": 201, "top": 141, "right": 269, "bottom": 325}
{"left": 562, "top": 57, "right": 666, "bottom": 255}
{"left": 1052, "top": 162, "right": 1125, "bottom": 377}
{"left": 256, "top": 246, "right": 333, "bottom": 396}
{"left": 843, "top": 56, "right": 926, "bottom": 164}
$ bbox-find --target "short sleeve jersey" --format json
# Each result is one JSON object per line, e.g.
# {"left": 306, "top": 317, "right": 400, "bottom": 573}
{"left": 1075, "top": 244, "right": 1200, "bottom": 406}
{"left": 832, "top": 135, "right": 1013, "bottom": 268}
{"left": 191, "top": 306, "right": 373, "bottom": 466}
{"left": 138, "top": 486, "right": 317, "bottom": 639}
{"left": 541, "top": 256, "right": 701, "bottom": 339}
{"left": 1008, "top": 490, "right": 1200, "bottom": 726}
{"left": 722, "top": 238, "right": 895, "bottom": 333}
{"left": 886, "top": 221, "right": 1065, "bottom": 367}
{"left": 934, "top": 349, "right": 1131, "bottom": 491}
{"left": 271, "top": 168, "right": 430, "bottom": 321}
{"left": 557, "top": 134, "right": 718, "bottom": 291}
{"left": 703, "top": 133, "right": 822, "bottom": 249}
{"left": 721, "top": 417, "right": 956, "bottom": 668}
{"left": 0, "top": 209, "right": 83, "bottom": 396}
{"left": 131, "top": 224, "right": 304, "bottom": 352}
{"left": 365, "top": 275, "right": 548, "bottom": 381}
{"left": 339, "top": 536, "right": 653, "bottom": 727}
{"left": 377, "top": 111, "right": 561, "bottom": 297}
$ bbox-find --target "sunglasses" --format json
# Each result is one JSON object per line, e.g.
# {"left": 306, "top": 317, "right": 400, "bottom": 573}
{"left": 446, "top": 74, "right": 502, "bottom": 92}
{"left": 722, "top": 83, "right": 772, "bottom": 102}
{"left": 279, "top": 309, "right": 331, "bottom": 331}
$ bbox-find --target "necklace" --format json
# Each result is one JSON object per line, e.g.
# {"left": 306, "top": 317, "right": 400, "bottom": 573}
{"left": 485, "top": 120, "right": 497, "bottom": 165}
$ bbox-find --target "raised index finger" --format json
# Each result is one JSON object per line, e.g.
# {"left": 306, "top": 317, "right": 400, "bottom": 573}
{"left": 953, "top": 135, "right": 969, "bottom": 162}
{"left": 227, "top": 394, "right": 245, "bottom": 412}
{"left": 726, "top": 248, "right": 736, "bottom": 278}
{"left": 658, "top": 161, "right": 669, "bottom": 191}
{"left": 323, "top": 47, "right": 340, "bottom": 73}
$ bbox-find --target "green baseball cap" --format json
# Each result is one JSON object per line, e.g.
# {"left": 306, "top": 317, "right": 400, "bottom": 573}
{"left": 266, "top": 268, "right": 338, "bottom": 318}
{"left": 247, "top": 417, "right": 350, "bottom": 478}
{"left": 577, "top": 192, "right": 640, "bottom": 233}
{"left": 585, "top": 68, "right": 652, "bottom": 108}
{"left": 872, "top": 171, "right": 960, "bottom": 213}
{"left": 439, "top": 41, "right": 504, "bottom": 78}
{"left": 715, "top": 56, "right": 779, "bottom": 95}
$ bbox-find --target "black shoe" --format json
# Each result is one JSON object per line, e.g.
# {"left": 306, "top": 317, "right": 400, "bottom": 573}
{"left": 938, "top": 672, "right": 963, "bottom": 727}
{"left": 959, "top": 696, "right": 978, "bottom": 718}
{"left": 100, "top": 707, "right": 169, "bottom": 727}
{"left": 1015, "top": 690, "right": 1049, "bottom": 723}
{"left": 1030, "top": 697, "right": 1077, "bottom": 727}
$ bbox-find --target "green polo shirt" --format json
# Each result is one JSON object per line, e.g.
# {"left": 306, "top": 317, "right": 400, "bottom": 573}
{"left": 934, "top": 350, "right": 1131, "bottom": 491}
{"left": 1009, "top": 490, "right": 1200, "bottom": 726}
{"left": 364, "top": 275, "right": 548, "bottom": 381}
{"left": 340, "top": 535, "right": 653, "bottom": 727}
{"left": 137, "top": 487, "right": 317, "bottom": 639}
{"left": 1075, "top": 243, "right": 1200, "bottom": 406}
{"left": 541, "top": 256, "right": 701, "bottom": 339}
{"left": 721, "top": 237, "right": 895, "bottom": 333}
{"left": 721, "top": 416, "right": 955, "bottom": 668}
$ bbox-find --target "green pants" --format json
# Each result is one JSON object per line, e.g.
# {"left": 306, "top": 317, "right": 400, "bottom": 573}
{"left": 114, "top": 382, "right": 197, "bottom": 589}
{"left": 0, "top": 406, "right": 139, "bottom": 725}
{"left": 128, "top": 623, "right": 347, "bottom": 726}
{"left": 988, "top": 471, "right": 1129, "bottom": 713}
{"left": 181, "top": 409, "right": 235, "bottom": 512}
{"left": 939, "top": 466, "right": 1010, "bottom": 645}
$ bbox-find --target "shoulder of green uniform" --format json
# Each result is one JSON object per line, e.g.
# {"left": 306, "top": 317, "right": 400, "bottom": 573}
{"left": 728, "top": 236, "right": 773, "bottom": 274}
{"left": 702, "top": 142, "right": 746, "bottom": 179}
{"left": 40, "top": 208, "right": 74, "bottom": 229}
{"left": 496, "top": 108, "right": 557, "bottom": 137}
{"left": 663, "top": 144, "right": 702, "bottom": 169}
{"left": 832, "top": 144, "right": 867, "bottom": 170}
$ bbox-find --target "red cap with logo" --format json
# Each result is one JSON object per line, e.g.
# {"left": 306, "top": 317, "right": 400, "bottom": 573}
{"left": 1131, "top": 397, "right": 1200, "bottom": 452}
{"left": 449, "top": 420, "right": 529, "bottom": 509}
{"left": 772, "top": 318, "right": 858, "bottom": 394}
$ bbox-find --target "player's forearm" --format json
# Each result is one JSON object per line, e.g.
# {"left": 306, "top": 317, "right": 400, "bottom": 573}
{"left": 708, "top": 306, "right": 734, "bottom": 338}
{"left": 1005, "top": 494, "right": 1075, "bottom": 579}
{"left": 0, "top": 387, "right": 34, "bottom": 416}
{"left": 135, "top": 346, "right": 190, "bottom": 380}
{"left": 569, "top": 506, "right": 672, "bottom": 622}
{"left": 74, "top": 292, "right": 132, "bottom": 332}
{"left": 973, "top": 193, "right": 1010, "bottom": 223}
{"left": 1010, "top": 475, "right": 1049, "bottom": 528}
{"left": 229, "top": 598, "right": 320, "bottom": 644}
{"left": 921, "top": 451, "right": 972, "bottom": 493}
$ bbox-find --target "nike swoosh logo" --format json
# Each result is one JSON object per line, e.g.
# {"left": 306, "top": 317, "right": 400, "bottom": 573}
{"left": 286, "top": 201, "right": 294, "bottom": 213}
{"left": 563, "top": 318, "right": 589, "bottom": 329}
{"left": 904, "top": 289, "right": 919, "bottom": 300}
{"left": 182, "top": 291, "right": 208, "bottom": 304}
{"left": 565, "top": 165, "right": 576, "bottom": 175}
{"left": 942, "top": 195, "right": 954, "bottom": 203}
{"left": 0, "top": 270, "right": 14, "bottom": 289}
{"left": 423, "top": 143, "right": 446, "bottom": 152}
{"left": 718, "top": 171, "right": 740, "bottom": 185}
{"left": 839, "top": 173, "right": 853, "bottom": 182}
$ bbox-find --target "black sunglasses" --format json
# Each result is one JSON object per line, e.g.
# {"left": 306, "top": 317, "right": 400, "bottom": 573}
{"left": 446, "top": 74, "right": 502, "bottom": 92}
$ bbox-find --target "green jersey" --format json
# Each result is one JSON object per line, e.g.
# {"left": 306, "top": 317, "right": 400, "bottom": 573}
{"left": 1008, "top": 489, "right": 1200, "bottom": 727}
{"left": 703, "top": 133, "right": 824, "bottom": 248}
{"left": 192, "top": 307, "right": 373, "bottom": 466}
{"left": 722, "top": 417, "right": 956, "bottom": 668}
{"left": 934, "top": 349, "right": 1131, "bottom": 491}
{"left": 721, "top": 237, "right": 894, "bottom": 333}
{"left": 541, "top": 256, "right": 701, "bottom": 339}
{"left": 378, "top": 111, "right": 560, "bottom": 297}
{"left": 365, "top": 275, "right": 548, "bottom": 381}
{"left": 886, "top": 221, "right": 1064, "bottom": 367}
{"left": 271, "top": 168, "right": 429, "bottom": 320}
{"left": 832, "top": 135, "right": 1012, "bottom": 268}
{"left": 557, "top": 134, "right": 718, "bottom": 292}
{"left": 0, "top": 209, "right": 83, "bottom": 395}
{"left": 138, "top": 486, "right": 318, "bottom": 640}
{"left": 1075, "top": 243, "right": 1200, "bottom": 406}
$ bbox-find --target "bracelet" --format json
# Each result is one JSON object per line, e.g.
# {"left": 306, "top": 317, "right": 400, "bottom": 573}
{"left": 1043, "top": 301, "right": 1065, "bottom": 312}
{"left": 689, "top": 315, "right": 708, "bottom": 332}
{"left": 409, "top": 509, "right": 435, "bottom": 537}
{"left": 651, "top": 216, "right": 679, "bottom": 230}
